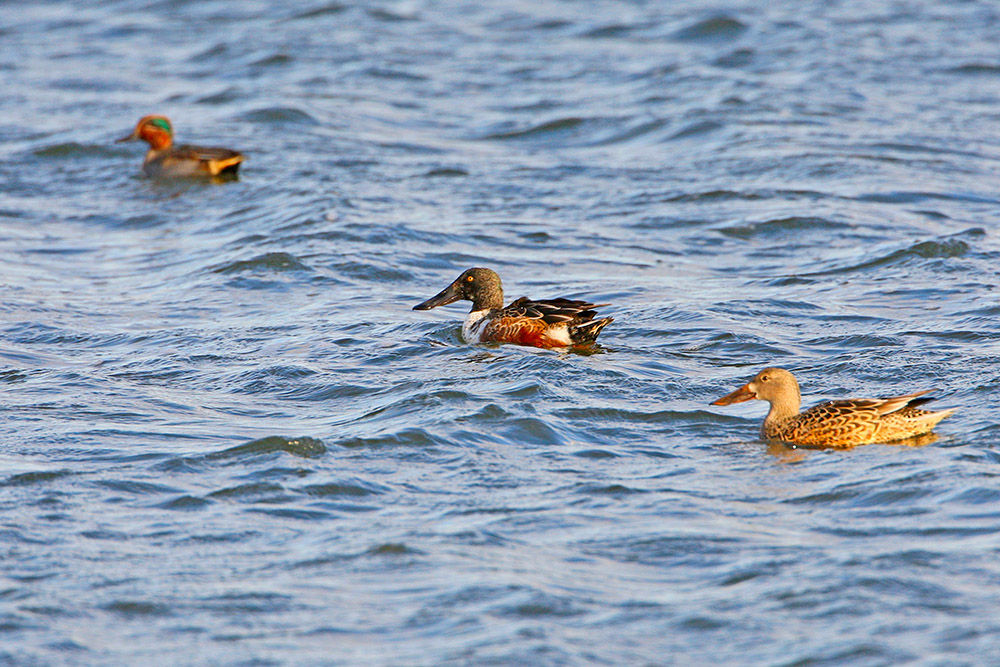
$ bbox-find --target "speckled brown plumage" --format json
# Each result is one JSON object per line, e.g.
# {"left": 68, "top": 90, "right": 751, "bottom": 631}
{"left": 712, "top": 368, "right": 954, "bottom": 448}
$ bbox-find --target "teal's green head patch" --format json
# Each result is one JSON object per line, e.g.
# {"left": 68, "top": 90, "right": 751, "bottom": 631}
{"left": 149, "top": 118, "right": 172, "bottom": 135}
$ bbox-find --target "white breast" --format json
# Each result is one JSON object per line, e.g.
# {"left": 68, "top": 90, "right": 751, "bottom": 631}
{"left": 462, "top": 310, "right": 491, "bottom": 344}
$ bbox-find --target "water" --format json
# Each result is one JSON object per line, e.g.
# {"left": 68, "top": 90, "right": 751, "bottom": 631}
{"left": 2, "top": 0, "right": 1000, "bottom": 664}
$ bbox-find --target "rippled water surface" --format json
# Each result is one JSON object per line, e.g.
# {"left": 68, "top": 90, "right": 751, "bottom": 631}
{"left": 3, "top": 0, "right": 1000, "bottom": 664}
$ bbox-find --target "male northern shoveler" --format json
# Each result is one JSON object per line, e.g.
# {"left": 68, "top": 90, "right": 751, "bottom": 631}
{"left": 413, "top": 267, "right": 612, "bottom": 348}
{"left": 711, "top": 367, "right": 954, "bottom": 448}
{"left": 116, "top": 115, "right": 244, "bottom": 178}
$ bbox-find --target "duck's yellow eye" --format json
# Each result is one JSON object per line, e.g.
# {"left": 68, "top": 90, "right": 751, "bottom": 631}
{"left": 466, "top": 275, "right": 474, "bottom": 282}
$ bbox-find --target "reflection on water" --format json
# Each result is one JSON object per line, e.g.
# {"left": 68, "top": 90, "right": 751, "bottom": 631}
{"left": 764, "top": 432, "right": 939, "bottom": 462}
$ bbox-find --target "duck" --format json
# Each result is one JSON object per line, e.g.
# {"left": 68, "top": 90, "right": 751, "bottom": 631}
{"left": 413, "top": 267, "right": 612, "bottom": 348}
{"left": 116, "top": 115, "right": 244, "bottom": 178}
{"left": 711, "top": 367, "right": 954, "bottom": 447}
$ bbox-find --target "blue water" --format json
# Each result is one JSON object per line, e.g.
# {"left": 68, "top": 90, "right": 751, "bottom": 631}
{"left": 3, "top": 1, "right": 1000, "bottom": 664}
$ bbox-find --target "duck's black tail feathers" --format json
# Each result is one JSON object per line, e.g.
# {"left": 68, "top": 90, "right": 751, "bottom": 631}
{"left": 569, "top": 317, "right": 613, "bottom": 345}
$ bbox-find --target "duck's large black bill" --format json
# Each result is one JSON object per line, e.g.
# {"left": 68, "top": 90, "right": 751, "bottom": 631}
{"left": 413, "top": 280, "right": 463, "bottom": 310}
{"left": 115, "top": 131, "right": 138, "bottom": 143}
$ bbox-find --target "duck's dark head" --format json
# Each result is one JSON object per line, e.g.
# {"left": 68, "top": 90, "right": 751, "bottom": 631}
{"left": 413, "top": 267, "right": 504, "bottom": 312}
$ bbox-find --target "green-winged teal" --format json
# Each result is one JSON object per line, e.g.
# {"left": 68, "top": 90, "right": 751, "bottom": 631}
{"left": 117, "top": 115, "right": 244, "bottom": 178}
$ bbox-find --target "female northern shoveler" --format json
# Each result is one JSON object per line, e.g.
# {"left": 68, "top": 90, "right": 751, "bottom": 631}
{"left": 711, "top": 367, "right": 954, "bottom": 448}
{"left": 116, "top": 115, "right": 244, "bottom": 178}
{"left": 413, "top": 267, "right": 612, "bottom": 348}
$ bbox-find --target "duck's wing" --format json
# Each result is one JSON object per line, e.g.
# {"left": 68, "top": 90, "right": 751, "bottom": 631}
{"left": 785, "top": 391, "right": 935, "bottom": 445}
{"left": 501, "top": 297, "right": 609, "bottom": 325}
{"left": 171, "top": 144, "right": 244, "bottom": 174}
{"left": 868, "top": 390, "right": 933, "bottom": 416}
{"left": 796, "top": 399, "right": 881, "bottom": 431}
